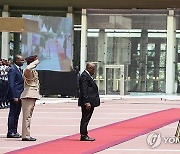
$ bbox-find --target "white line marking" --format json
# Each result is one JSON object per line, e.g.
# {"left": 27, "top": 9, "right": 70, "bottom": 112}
{"left": 0, "top": 147, "right": 23, "bottom": 149}
{"left": 36, "top": 108, "right": 78, "bottom": 110}
{"left": 105, "top": 149, "right": 180, "bottom": 152}
{"left": 33, "top": 134, "right": 69, "bottom": 137}
{"left": 33, "top": 108, "right": 165, "bottom": 110}
{"left": 0, "top": 117, "right": 126, "bottom": 120}
{"left": 0, "top": 124, "right": 99, "bottom": 127}
{"left": 0, "top": 134, "right": 69, "bottom": 137}
{"left": 25, "top": 112, "right": 144, "bottom": 115}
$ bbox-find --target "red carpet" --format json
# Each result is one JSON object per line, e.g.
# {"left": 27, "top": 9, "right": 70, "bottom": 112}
{"left": 7, "top": 108, "right": 180, "bottom": 154}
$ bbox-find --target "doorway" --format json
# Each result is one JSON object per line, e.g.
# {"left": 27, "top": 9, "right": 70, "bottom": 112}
{"left": 105, "top": 65, "right": 124, "bottom": 95}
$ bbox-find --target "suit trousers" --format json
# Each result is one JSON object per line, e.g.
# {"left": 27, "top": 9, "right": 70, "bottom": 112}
{"left": 7, "top": 100, "right": 21, "bottom": 134}
{"left": 21, "top": 98, "right": 36, "bottom": 138}
{"left": 80, "top": 106, "right": 94, "bottom": 136}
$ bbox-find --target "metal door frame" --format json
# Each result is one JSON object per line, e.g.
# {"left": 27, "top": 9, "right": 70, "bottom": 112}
{"left": 104, "top": 65, "right": 124, "bottom": 95}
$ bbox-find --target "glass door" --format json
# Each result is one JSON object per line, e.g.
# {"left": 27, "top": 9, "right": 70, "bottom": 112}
{"left": 105, "top": 65, "right": 124, "bottom": 95}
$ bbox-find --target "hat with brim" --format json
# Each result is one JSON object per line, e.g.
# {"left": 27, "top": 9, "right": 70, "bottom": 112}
{"left": 25, "top": 55, "right": 37, "bottom": 62}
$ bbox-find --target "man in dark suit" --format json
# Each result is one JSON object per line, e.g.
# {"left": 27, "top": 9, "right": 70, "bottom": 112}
{"left": 7, "top": 55, "right": 24, "bottom": 138}
{"left": 78, "top": 62, "right": 100, "bottom": 141}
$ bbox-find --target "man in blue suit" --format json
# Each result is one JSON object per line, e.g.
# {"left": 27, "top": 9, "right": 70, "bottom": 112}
{"left": 7, "top": 55, "right": 25, "bottom": 138}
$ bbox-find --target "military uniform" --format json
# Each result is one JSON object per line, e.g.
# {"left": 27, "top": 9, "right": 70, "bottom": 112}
{"left": 21, "top": 58, "right": 40, "bottom": 140}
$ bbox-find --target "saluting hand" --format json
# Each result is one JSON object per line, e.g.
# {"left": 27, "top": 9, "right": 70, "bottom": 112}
{"left": 85, "top": 103, "right": 91, "bottom": 110}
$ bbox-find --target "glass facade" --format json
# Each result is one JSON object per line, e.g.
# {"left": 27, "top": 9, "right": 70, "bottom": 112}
{"left": 87, "top": 9, "right": 168, "bottom": 94}
{"left": 1, "top": 9, "right": 180, "bottom": 95}
{"left": 176, "top": 12, "right": 180, "bottom": 90}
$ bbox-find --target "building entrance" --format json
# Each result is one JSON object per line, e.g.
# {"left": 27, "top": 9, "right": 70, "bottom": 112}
{"left": 105, "top": 65, "right": 124, "bottom": 95}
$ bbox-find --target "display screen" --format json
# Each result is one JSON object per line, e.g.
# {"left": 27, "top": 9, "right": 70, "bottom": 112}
{"left": 21, "top": 15, "right": 73, "bottom": 71}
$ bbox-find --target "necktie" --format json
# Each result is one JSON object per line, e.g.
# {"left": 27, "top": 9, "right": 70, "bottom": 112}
{"left": 19, "top": 68, "right": 23, "bottom": 74}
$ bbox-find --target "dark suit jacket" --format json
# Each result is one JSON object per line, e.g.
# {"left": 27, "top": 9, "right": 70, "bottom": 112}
{"left": 78, "top": 70, "right": 100, "bottom": 107}
{"left": 7, "top": 65, "right": 24, "bottom": 100}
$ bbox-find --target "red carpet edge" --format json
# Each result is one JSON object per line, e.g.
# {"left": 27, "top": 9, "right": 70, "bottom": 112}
{"left": 6, "top": 108, "right": 180, "bottom": 154}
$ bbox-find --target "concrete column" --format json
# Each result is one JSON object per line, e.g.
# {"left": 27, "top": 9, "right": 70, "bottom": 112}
{"left": 80, "top": 9, "right": 87, "bottom": 73}
{"left": 138, "top": 29, "right": 148, "bottom": 91}
{"left": 130, "top": 38, "right": 139, "bottom": 91}
{"left": 1, "top": 5, "right": 10, "bottom": 59}
{"left": 154, "top": 42, "right": 161, "bottom": 92}
{"left": 66, "top": 7, "right": 73, "bottom": 18}
{"left": 97, "top": 29, "right": 107, "bottom": 90}
{"left": 98, "top": 29, "right": 106, "bottom": 63}
{"left": 13, "top": 33, "right": 20, "bottom": 56}
{"left": 66, "top": 7, "right": 74, "bottom": 67}
{"left": 166, "top": 10, "right": 176, "bottom": 94}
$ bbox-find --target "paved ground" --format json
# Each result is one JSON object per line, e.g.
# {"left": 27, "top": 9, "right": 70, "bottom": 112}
{"left": 1, "top": 95, "right": 180, "bottom": 154}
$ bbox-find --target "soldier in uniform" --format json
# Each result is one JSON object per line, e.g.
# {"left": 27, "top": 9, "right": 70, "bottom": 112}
{"left": 21, "top": 55, "right": 40, "bottom": 141}
{"left": 0, "top": 59, "right": 3, "bottom": 109}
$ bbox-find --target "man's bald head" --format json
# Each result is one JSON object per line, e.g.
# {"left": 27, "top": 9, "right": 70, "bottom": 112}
{"left": 86, "top": 62, "right": 95, "bottom": 76}
{"left": 14, "top": 55, "right": 24, "bottom": 67}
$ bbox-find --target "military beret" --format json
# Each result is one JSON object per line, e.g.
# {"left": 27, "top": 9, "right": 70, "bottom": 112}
{"left": 25, "top": 55, "right": 37, "bottom": 62}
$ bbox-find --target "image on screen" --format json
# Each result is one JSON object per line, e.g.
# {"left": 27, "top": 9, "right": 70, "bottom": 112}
{"left": 21, "top": 15, "right": 72, "bottom": 71}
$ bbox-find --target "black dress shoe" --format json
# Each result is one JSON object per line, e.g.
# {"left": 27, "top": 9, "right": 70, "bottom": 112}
{"left": 80, "top": 135, "right": 95, "bottom": 141}
{"left": 22, "top": 137, "right": 37, "bottom": 141}
{"left": 0, "top": 105, "right": 5, "bottom": 109}
{"left": 7, "top": 133, "right": 21, "bottom": 138}
{"left": 14, "top": 132, "right": 21, "bottom": 138}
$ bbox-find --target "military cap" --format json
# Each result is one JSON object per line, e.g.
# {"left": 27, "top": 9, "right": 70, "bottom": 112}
{"left": 25, "top": 55, "right": 37, "bottom": 62}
